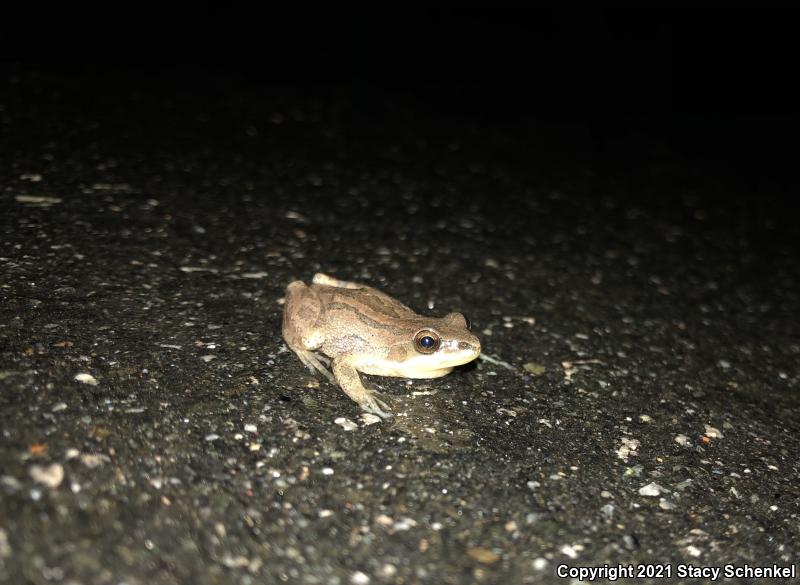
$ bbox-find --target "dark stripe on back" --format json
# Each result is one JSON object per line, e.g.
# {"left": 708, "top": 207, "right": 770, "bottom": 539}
{"left": 326, "top": 301, "right": 412, "bottom": 335}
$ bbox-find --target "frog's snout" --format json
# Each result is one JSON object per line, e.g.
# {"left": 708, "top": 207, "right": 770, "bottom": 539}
{"left": 458, "top": 339, "right": 481, "bottom": 357}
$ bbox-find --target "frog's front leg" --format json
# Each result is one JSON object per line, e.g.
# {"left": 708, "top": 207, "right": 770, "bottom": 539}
{"left": 332, "top": 358, "right": 392, "bottom": 419}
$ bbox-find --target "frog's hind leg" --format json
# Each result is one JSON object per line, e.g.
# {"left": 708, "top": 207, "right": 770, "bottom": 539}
{"left": 282, "top": 280, "right": 336, "bottom": 385}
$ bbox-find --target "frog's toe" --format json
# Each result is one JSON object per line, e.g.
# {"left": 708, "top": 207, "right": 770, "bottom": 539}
{"left": 360, "top": 392, "right": 393, "bottom": 419}
{"left": 295, "top": 350, "right": 336, "bottom": 385}
{"left": 361, "top": 400, "right": 393, "bottom": 419}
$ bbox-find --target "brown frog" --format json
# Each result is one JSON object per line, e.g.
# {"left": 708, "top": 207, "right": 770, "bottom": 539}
{"left": 282, "top": 273, "right": 481, "bottom": 418}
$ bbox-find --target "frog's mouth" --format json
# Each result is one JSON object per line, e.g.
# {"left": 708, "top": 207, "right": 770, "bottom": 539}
{"left": 399, "top": 339, "right": 481, "bottom": 377}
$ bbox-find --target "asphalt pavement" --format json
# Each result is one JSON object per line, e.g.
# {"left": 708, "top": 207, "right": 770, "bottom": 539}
{"left": 1, "top": 66, "right": 798, "bottom": 584}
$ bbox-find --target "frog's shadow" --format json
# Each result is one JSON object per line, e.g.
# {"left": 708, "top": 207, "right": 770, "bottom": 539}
{"left": 455, "top": 360, "right": 478, "bottom": 374}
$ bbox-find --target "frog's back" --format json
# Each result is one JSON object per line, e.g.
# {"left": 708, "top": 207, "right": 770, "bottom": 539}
{"left": 313, "top": 284, "right": 418, "bottom": 321}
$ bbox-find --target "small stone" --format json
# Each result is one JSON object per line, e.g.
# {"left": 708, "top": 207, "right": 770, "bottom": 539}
{"left": 638, "top": 482, "right": 663, "bottom": 497}
{"left": 52, "top": 402, "right": 68, "bottom": 412}
{"left": 204, "top": 434, "right": 220, "bottom": 442}
{"left": 674, "top": 434, "right": 690, "bottom": 446}
{"left": 1, "top": 476, "right": 22, "bottom": 491}
{"left": 74, "top": 373, "right": 98, "bottom": 386}
{"left": 350, "top": 570, "right": 370, "bottom": 584}
{"left": 532, "top": 558, "right": 548, "bottom": 571}
{"left": 244, "top": 424, "right": 258, "bottom": 433}
{"left": 0, "top": 527, "right": 10, "bottom": 558}
{"left": 29, "top": 463, "right": 64, "bottom": 488}
{"left": 321, "top": 467, "right": 334, "bottom": 475}
{"left": 335, "top": 417, "right": 358, "bottom": 431}
{"left": 393, "top": 517, "right": 417, "bottom": 531}
{"left": 80, "top": 453, "right": 110, "bottom": 468}
{"left": 467, "top": 547, "right": 500, "bottom": 564}
{"left": 560, "top": 544, "right": 579, "bottom": 559}
{"left": 659, "top": 498, "right": 676, "bottom": 510}
{"left": 616, "top": 437, "right": 640, "bottom": 462}
{"left": 15, "top": 194, "right": 62, "bottom": 206}
{"left": 222, "top": 555, "right": 250, "bottom": 568}
{"left": 375, "top": 514, "right": 394, "bottom": 527}
{"left": 523, "top": 362, "right": 546, "bottom": 375}
{"left": 704, "top": 425, "right": 723, "bottom": 439}
{"left": 200, "top": 355, "right": 217, "bottom": 362}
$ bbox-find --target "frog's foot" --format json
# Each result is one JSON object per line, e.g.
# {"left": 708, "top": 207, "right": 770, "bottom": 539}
{"left": 359, "top": 389, "right": 393, "bottom": 419}
{"left": 294, "top": 349, "right": 337, "bottom": 386}
{"left": 332, "top": 359, "right": 393, "bottom": 419}
{"left": 312, "top": 273, "right": 363, "bottom": 290}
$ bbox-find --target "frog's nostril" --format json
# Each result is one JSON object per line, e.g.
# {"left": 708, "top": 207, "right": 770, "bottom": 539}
{"left": 458, "top": 341, "right": 472, "bottom": 351}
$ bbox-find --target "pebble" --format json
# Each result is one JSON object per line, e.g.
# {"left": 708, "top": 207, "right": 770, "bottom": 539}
{"left": 29, "top": 463, "right": 64, "bottom": 488}
{"left": 335, "top": 417, "right": 358, "bottom": 431}
{"left": 350, "top": 571, "right": 370, "bottom": 584}
{"left": 674, "top": 434, "right": 690, "bottom": 446}
{"left": 523, "top": 362, "right": 546, "bottom": 375}
{"left": 638, "top": 482, "right": 663, "bottom": 497}
{"left": 244, "top": 424, "right": 258, "bottom": 433}
{"left": 560, "top": 544, "right": 579, "bottom": 559}
{"left": 15, "top": 195, "right": 62, "bottom": 206}
{"left": 74, "top": 373, "right": 98, "bottom": 386}
{"left": 0, "top": 527, "right": 10, "bottom": 558}
{"left": 704, "top": 425, "right": 723, "bottom": 439}
{"left": 616, "top": 437, "right": 640, "bottom": 462}
{"left": 467, "top": 547, "right": 500, "bottom": 564}
{"left": 80, "top": 453, "right": 110, "bottom": 468}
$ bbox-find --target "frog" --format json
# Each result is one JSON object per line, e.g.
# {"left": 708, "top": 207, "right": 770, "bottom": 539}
{"left": 281, "top": 273, "right": 481, "bottom": 418}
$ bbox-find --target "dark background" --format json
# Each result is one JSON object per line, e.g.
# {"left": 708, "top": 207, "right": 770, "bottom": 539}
{"left": 4, "top": 8, "right": 798, "bottom": 214}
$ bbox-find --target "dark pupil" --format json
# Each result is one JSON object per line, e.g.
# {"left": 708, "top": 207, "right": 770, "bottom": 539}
{"left": 420, "top": 336, "right": 435, "bottom": 349}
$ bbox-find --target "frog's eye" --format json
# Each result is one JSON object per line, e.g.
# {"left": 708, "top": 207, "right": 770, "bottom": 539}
{"left": 414, "top": 330, "right": 440, "bottom": 354}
